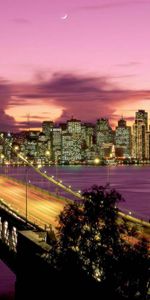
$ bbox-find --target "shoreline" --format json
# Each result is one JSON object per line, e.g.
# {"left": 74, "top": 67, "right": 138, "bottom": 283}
{"left": 1, "top": 162, "right": 150, "bottom": 167}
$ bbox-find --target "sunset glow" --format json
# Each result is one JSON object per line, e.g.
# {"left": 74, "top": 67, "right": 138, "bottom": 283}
{"left": 6, "top": 100, "right": 64, "bottom": 130}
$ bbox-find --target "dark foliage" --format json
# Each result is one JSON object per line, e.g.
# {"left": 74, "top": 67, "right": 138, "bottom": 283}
{"left": 48, "top": 185, "right": 150, "bottom": 299}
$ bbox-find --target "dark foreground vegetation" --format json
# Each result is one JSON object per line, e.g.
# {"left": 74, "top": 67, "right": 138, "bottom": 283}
{"left": 16, "top": 185, "right": 149, "bottom": 299}
{"left": 44, "top": 185, "right": 149, "bottom": 299}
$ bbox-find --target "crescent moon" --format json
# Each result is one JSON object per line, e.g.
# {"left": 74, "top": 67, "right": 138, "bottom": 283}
{"left": 61, "top": 14, "right": 68, "bottom": 20}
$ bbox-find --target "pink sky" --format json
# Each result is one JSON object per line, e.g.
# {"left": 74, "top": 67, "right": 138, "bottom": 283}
{"left": 1, "top": 0, "right": 150, "bottom": 130}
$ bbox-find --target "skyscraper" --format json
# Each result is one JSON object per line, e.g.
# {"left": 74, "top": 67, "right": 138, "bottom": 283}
{"left": 132, "top": 110, "right": 148, "bottom": 160}
{"left": 67, "top": 118, "right": 81, "bottom": 134}
{"left": 52, "top": 128, "right": 62, "bottom": 161}
{"left": 96, "top": 118, "right": 114, "bottom": 158}
{"left": 115, "top": 118, "right": 131, "bottom": 158}
{"left": 96, "top": 118, "right": 113, "bottom": 146}
{"left": 135, "top": 110, "right": 148, "bottom": 130}
{"left": 61, "top": 132, "right": 81, "bottom": 163}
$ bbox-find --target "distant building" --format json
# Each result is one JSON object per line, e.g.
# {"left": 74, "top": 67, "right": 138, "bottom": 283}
{"left": 80, "top": 123, "right": 94, "bottom": 161}
{"left": 0, "top": 132, "right": 13, "bottom": 162}
{"left": 96, "top": 118, "right": 113, "bottom": 158}
{"left": 61, "top": 132, "right": 82, "bottom": 164}
{"left": 135, "top": 110, "right": 148, "bottom": 130}
{"left": 132, "top": 110, "right": 148, "bottom": 160}
{"left": 52, "top": 128, "right": 62, "bottom": 161}
{"left": 145, "top": 131, "right": 150, "bottom": 160}
{"left": 37, "top": 133, "right": 50, "bottom": 163}
{"left": 85, "top": 123, "right": 94, "bottom": 148}
{"left": 61, "top": 133, "right": 73, "bottom": 163}
{"left": 115, "top": 118, "right": 131, "bottom": 158}
{"left": 67, "top": 118, "right": 81, "bottom": 134}
{"left": 42, "top": 121, "right": 54, "bottom": 136}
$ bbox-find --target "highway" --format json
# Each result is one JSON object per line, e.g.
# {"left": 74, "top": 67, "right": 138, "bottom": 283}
{"left": 0, "top": 175, "right": 149, "bottom": 241}
{"left": 0, "top": 176, "right": 68, "bottom": 229}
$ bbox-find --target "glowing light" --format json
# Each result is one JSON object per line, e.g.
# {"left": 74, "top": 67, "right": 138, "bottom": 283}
{"left": 37, "top": 164, "right": 42, "bottom": 169}
{"left": 45, "top": 150, "right": 50, "bottom": 156}
{"left": 94, "top": 158, "right": 100, "bottom": 164}
{"left": 14, "top": 145, "right": 19, "bottom": 151}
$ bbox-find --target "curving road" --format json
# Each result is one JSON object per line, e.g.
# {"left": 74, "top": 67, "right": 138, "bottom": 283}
{"left": 0, "top": 176, "right": 68, "bottom": 229}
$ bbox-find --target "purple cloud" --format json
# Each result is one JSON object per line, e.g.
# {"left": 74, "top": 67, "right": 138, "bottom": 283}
{"left": 79, "top": 1, "right": 150, "bottom": 11}
{"left": 11, "top": 18, "right": 30, "bottom": 24}
{"left": 1, "top": 72, "right": 150, "bottom": 131}
{"left": 0, "top": 79, "right": 16, "bottom": 131}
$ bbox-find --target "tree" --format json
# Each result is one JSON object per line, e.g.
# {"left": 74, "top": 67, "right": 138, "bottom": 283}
{"left": 114, "top": 237, "right": 150, "bottom": 299}
{"left": 56, "top": 186, "right": 125, "bottom": 283}
{"left": 48, "top": 185, "right": 150, "bottom": 299}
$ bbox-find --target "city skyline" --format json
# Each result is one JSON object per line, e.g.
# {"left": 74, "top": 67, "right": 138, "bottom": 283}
{"left": 0, "top": 109, "right": 150, "bottom": 164}
{"left": 1, "top": 0, "right": 150, "bottom": 131}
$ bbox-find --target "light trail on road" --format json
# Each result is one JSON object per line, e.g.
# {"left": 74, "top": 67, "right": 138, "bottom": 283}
{"left": 0, "top": 176, "right": 68, "bottom": 229}
{"left": 0, "top": 174, "right": 149, "bottom": 235}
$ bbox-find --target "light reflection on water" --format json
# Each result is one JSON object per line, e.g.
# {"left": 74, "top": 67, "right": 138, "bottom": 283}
{"left": 0, "top": 165, "right": 150, "bottom": 221}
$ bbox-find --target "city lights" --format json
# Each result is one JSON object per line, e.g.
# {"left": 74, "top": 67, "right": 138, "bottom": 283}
{"left": 94, "top": 158, "right": 100, "bottom": 164}
{"left": 0, "top": 110, "right": 149, "bottom": 166}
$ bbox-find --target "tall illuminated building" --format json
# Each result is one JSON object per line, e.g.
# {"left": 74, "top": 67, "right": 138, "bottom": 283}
{"left": 96, "top": 118, "right": 113, "bottom": 158}
{"left": 42, "top": 121, "right": 53, "bottom": 158}
{"left": 66, "top": 118, "right": 82, "bottom": 162}
{"left": 52, "top": 128, "right": 62, "bottom": 161}
{"left": 132, "top": 110, "right": 148, "bottom": 160}
{"left": 115, "top": 118, "right": 131, "bottom": 157}
{"left": 135, "top": 110, "right": 148, "bottom": 130}
{"left": 96, "top": 118, "right": 113, "bottom": 146}
{"left": 61, "top": 133, "right": 81, "bottom": 163}
{"left": 67, "top": 118, "right": 81, "bottom": 134}
{"left": 85, "top": 123, "right": 94, "bottom": 148}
